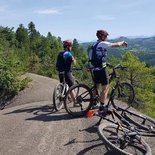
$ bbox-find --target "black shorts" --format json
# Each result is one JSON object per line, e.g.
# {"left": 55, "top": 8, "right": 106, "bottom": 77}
{"left": 59, "top": 71, "right": 74, "bottom": 87}
{"left": 93, "top": 68, "right": 109, "bottom": 85}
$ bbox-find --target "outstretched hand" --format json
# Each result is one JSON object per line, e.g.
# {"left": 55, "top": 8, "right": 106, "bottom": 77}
{"left": 123, "top": 41, "right": 128, "bottom": 47}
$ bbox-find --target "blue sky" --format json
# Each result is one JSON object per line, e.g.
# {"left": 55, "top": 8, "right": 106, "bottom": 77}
{"left": 0, "top": 0, "right": 155, "bottom": 42}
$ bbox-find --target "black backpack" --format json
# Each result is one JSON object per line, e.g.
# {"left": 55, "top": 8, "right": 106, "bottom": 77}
{"left": 56, "top": 51, "right": 66, "bottom": 72}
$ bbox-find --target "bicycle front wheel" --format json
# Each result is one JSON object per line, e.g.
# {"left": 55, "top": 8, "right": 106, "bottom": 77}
{"left": 113, "top": 82, "right": 135, "bottom": 109}
{"left": 53, "top": 83, "right": 64, "bottom": 111}
{"left": 64, "top": 84, "right": 93, "bottom": 117}
{"left": 98, "top": 123, "right": 151, "bottom": 155}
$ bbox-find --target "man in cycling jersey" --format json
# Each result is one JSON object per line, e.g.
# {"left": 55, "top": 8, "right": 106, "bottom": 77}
{"left": 57, "top": 40, "right": 76, "bottom": 87}
{"left": 93, "top": 29, "right": 127, "bottom": 110}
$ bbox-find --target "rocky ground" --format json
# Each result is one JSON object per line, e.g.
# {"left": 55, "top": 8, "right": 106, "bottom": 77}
{"left": 1, "top": 73, "right": 155, "bottom": 155}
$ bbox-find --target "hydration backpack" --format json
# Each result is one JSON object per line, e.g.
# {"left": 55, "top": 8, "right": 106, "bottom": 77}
{"left": 56, "top": 51, "right": 66, "bottom": 72}
{"left": 88, "top": 42, "right": 102, "bottom": 68}
{"left": 89, "top": 42, "right": 107, "bottom": 68}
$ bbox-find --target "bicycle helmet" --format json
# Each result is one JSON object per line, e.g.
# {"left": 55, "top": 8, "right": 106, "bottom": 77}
{"left": 63, "top": 40, "right": 73, "bottom": 47}
{"left": 96, "top": 29, "right": 109, "bottom": 38}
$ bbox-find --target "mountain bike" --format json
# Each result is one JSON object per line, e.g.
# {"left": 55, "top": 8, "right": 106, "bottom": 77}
{"left": 87, "top": 108, "right": 152, "bottom": 155}
{"left": 53, "top": 69, "right": 80, "bottom": 111}
{"left": 64, "top": 63, "right": 135, "bottom": 117}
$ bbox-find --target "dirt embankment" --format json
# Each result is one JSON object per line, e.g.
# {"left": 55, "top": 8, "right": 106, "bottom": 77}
{"left": 6, "top": 73, "right": 59, "bottom": 109}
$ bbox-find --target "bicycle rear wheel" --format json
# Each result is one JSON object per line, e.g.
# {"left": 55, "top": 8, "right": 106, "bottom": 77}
{"left": 121, "top": 109, "right": 155, "bottom": 136}
{"left": 98, "top": 123, "right": 151, "bottom": 155}
{"left": 64, "top": 84, "right": 93, "bottom": 117}
{"left": 53, "top": 83, "right": 64, "bottom": 111}
{"left": 113, "top": 82, "right": 135, "bottom": 109}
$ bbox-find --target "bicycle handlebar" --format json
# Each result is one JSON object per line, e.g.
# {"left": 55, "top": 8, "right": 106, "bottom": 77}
{"left": 107, "top": 63, "right": 127, "bottom": 70}
{"left": 87, "top": 63, "right": 127, "bottom": 71}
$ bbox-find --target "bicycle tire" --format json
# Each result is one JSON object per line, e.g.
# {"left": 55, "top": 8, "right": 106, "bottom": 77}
{"left": 53, "top": 83, "right": 64, "bottom": 111}
{"left": 112, "top": 82, "right": 135, "bottom": 109}
{"left": 98, "top": 123, "right": 151, "bottom": 155}
{"left": 64, "top": 84, "right": 93, "bottom": 117}
{"left": 122, "top": 109, "right": 155, "bottom": 136}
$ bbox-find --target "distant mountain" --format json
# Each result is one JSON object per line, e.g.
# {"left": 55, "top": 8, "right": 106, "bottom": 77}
{"left": 80, "top": 36, "right": 155, "bottom": 66}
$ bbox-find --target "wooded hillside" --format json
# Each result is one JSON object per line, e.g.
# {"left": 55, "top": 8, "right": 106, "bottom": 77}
{"left": 0, "top": 21, "right": 155, "bottom": 118}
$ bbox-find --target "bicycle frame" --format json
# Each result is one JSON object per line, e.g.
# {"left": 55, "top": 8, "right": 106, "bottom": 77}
{"left": 59, "top": 71, "right": 69, "bottom": 99}
{"left": 78, "top": 66, "right": 123, "bottom": 109}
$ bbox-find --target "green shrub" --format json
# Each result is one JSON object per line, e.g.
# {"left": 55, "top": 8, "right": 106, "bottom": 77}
{"left": 0, "top": 51, "right": 30, "bottom": 93}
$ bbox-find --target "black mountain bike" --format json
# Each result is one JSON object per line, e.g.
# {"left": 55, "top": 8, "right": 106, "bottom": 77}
{"left": 53, "top": 69, "right": 80, "bottom": 111}
{"left": 87, "top": 108, "right": 152, "bottom": 155}
{"left": 64, "top": 64, "right": 135, "bottom": 117}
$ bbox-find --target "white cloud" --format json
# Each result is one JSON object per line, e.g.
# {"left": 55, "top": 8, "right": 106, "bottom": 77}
{"left": 34, "top": 8, "right": 61, "bottom": 15}
{"left": 93, "top": 15, "right": 115, "bottom": 21}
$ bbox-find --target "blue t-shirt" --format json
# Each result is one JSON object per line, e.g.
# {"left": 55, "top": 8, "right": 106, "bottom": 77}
{"left": 63, "top": 51, "right": 73, "bottom": 72}
{"left": 63, "top": 51, "right": 73, "bottom": 61}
